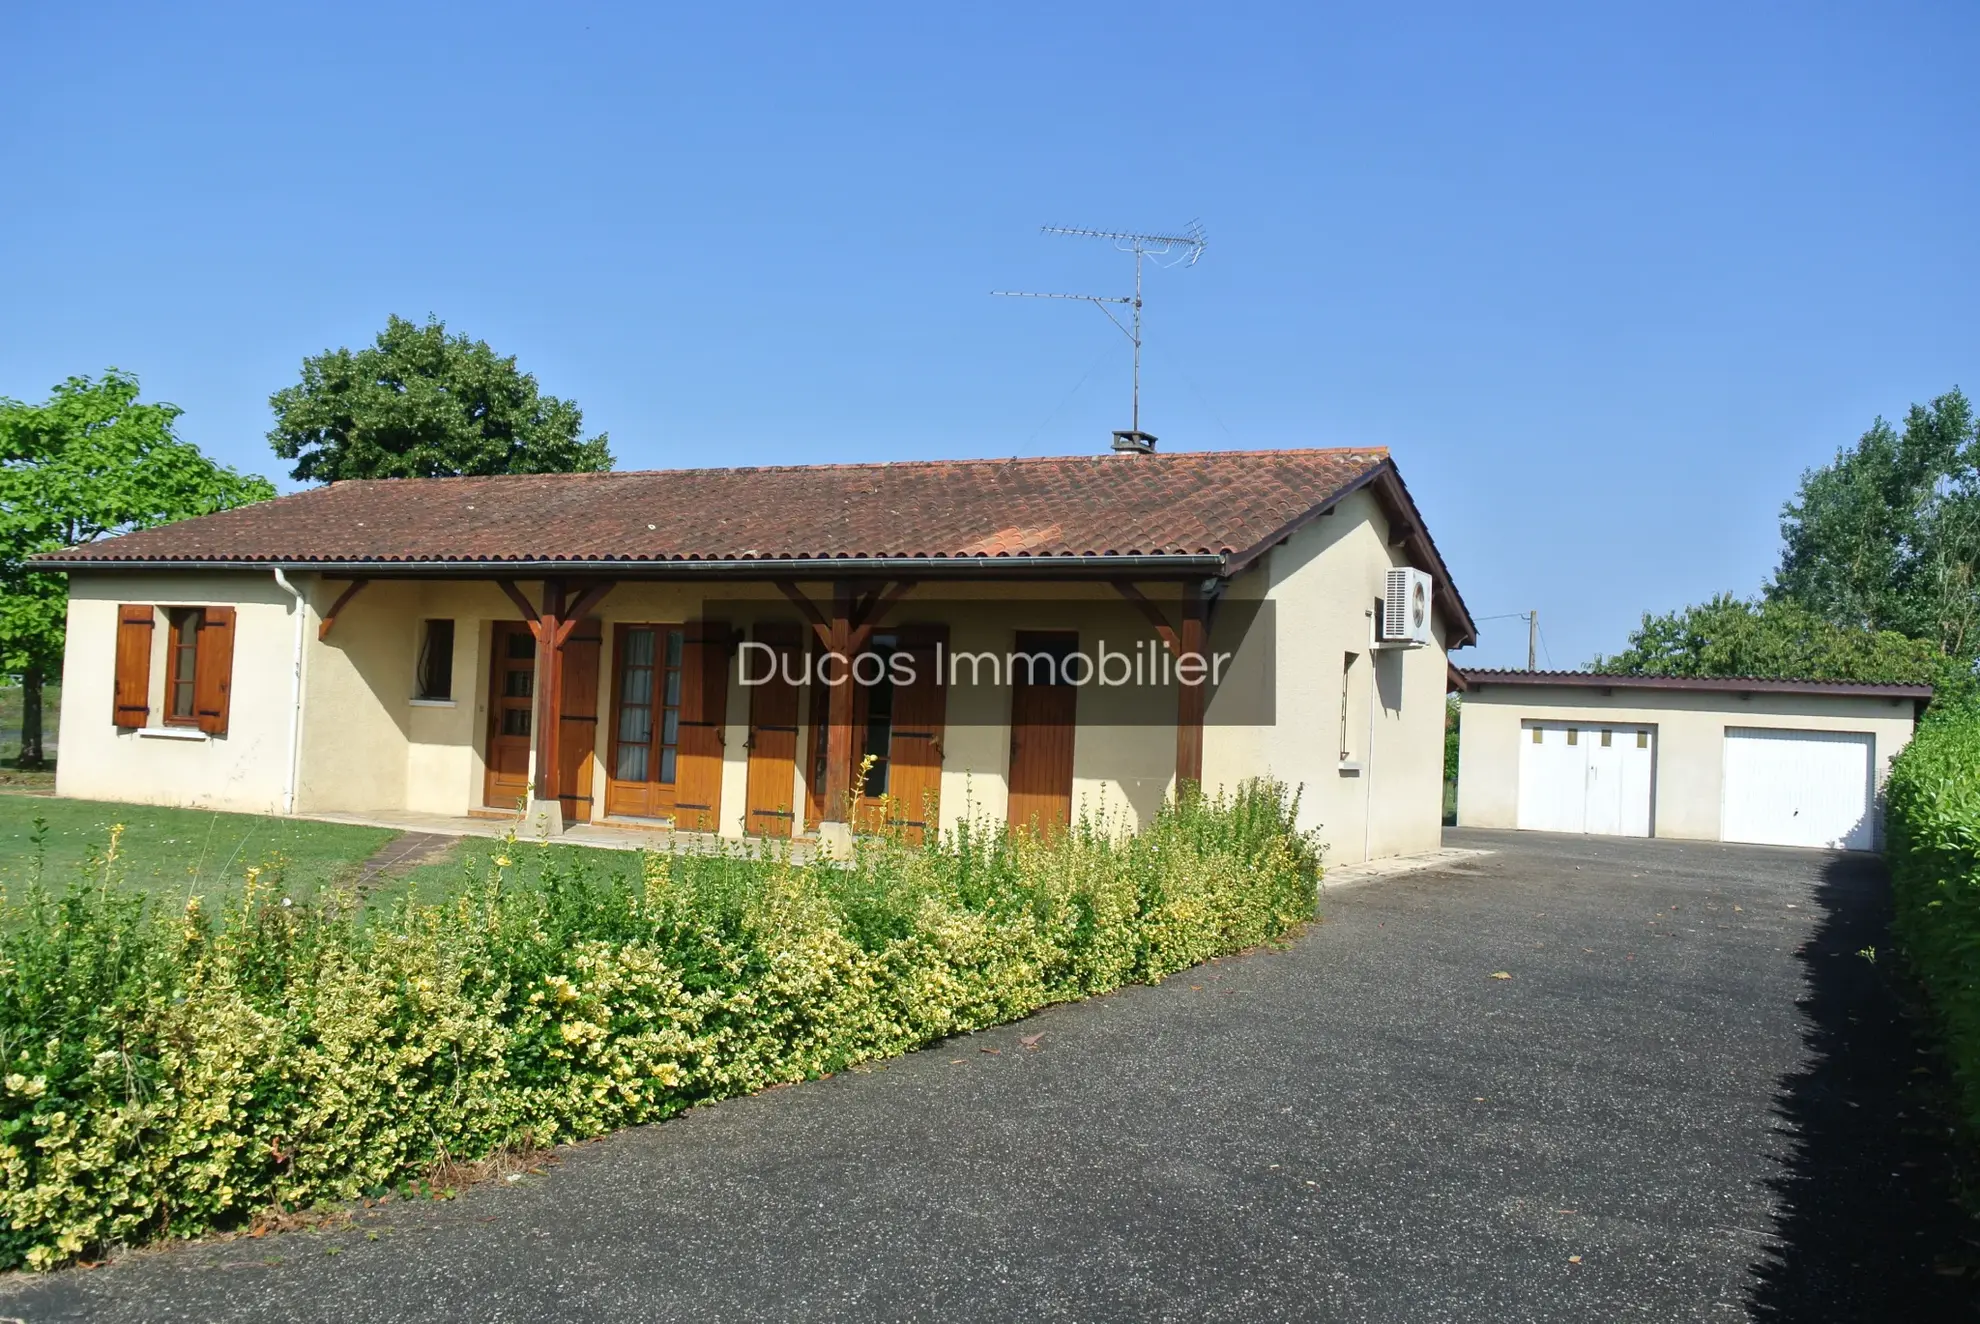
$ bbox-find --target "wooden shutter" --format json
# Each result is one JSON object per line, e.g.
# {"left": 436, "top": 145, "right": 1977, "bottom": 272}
{"left": 113, "top": 605, "right": 154, "bottom": 729}
{"left": 672, "top": 619, "right": 731, "bottom": 833}
{"left": 885, "top": 624, "right": 948, "bottom": 844}
{"left": 192, "top": 605, "right": 236, "bottom": 735}
{"left": 556, "top": 619, "right": 603, "bottom": 824}
{"left": 742, "top": 623, "right": 803, "bottom": 837}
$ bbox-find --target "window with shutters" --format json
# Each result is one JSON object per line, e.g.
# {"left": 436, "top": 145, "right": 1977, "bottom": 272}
{"left": 115, "top": 604, "right": 235, "bottom": 736}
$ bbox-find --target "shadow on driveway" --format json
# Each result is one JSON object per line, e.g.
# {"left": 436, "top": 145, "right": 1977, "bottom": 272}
{"left": 1747, "top": 850, "right": 1977, "bottom": 1320}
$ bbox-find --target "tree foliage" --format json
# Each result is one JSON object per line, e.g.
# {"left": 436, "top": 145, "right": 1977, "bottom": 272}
{"left": 0, "top": 372, "right": 275, "bottom": 763}
{"left": 1592, "top": 593, "right": 1947, "bottom": 684}
{"left": 268, "top": 315, "right": 613, "bottom": 483}
{"left": 1774, "top": 388, "right": 1980, "bottom": 660}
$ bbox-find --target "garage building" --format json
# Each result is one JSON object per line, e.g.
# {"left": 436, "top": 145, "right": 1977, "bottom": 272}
{"left": 1453, "top": 671, "right": 1932, "bottom": 851}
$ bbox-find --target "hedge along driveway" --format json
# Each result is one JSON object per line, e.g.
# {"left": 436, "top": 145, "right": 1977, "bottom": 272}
{"left": 0, "top": 796, "right": 398, "bottom": 909}
{"left": 0, "top": 783, "right": 1318, "bottom": 1271}
{"left": 1886, "top": 702, "right": 1980, "bottom": 1132}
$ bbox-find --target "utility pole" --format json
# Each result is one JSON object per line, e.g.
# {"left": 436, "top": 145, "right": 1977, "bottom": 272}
{"left": 1528, "top": 610, "right": 1538, "bottom": 672}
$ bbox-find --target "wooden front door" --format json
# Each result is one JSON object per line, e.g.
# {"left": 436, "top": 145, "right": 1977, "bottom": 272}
{"left": 484, "top": 621, "right": 537, "bottom": 810}
{"left": 1006, "top": 631, "right": 1077, "bottom": 833}
{"left": 743, "top": 623, "right": 802, "bottom": 837}
{"left": 555, "top": 619, "right": 603, "bottom": 824}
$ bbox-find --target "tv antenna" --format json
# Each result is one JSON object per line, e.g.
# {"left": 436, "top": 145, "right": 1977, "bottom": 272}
{"left": 993, "top": 221, "right": 1207, "bottom": 452}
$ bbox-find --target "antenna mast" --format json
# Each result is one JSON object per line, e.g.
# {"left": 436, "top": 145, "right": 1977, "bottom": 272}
{"left": 993, "top": 221, "right": 1206, "bottom": 452}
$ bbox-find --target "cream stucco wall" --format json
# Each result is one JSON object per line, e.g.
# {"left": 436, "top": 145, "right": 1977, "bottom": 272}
{"left": 56, "top": 509, "right": 1459, "bottom": 865}
{"left": 56, "top": 572, "right": 302, "bottom": 814}
{"left": 1455, "top": 684, "right": 1923, "bottom": 841}
{"left": 1200, "top": 489, "right": 1451, "bottom": 864}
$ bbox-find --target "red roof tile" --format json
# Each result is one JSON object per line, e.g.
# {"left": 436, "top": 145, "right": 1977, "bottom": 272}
{"left": 38, "top": 446, "right": 1476, "bottom": 643}
{"left": 44, "top": 448, "right": 1388, "bottom": 566}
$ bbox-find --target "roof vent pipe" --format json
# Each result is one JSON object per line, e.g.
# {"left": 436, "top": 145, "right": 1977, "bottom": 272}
{"left": 1111, "top": 429, "right": 1157, "bottom": 455}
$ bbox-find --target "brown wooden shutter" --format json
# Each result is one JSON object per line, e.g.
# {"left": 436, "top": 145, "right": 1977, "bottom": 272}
{"left": 885, "top": 624, "right": 949, "bottom": 844}
{"left": 192, "top": 605, "right": 236, "bottom": 735}
{"left": 113, "top": 605, "right": 155, "bottom": 729}
{"left": 555, "top": 618, "right": 603, "bottom": 824}
{"left": 742, "top": 623, "right": 803, "bottom": 837}
{"left": 672, "top": 619, "right": 731, "bottom": 833}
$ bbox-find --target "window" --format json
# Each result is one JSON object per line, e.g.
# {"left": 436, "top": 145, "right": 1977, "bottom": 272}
{"left": 1601, "top": 729, "right": 1612, "bottom": 747}
{"left": 165, "top": 608, "right": 201, "bottom": 723}
{"left": 1339, "top": 652, "right": 1358, "bottom": 760}
{"left": 1637, "top": 730, "right": 1649, "bottom": 749}
{"left": 416, "top": 620, "right": 455, "bottom": 700}
{"left": 114, "top": 603, "right": 235, "bottom": 735}
{"left": 861, "top": 634, "right": 898, "bottom": 798}
{"left": 1566, "top": 728, "right": 1579, "bottom": 746}
{"left": 1531, "top": 727, "right": 1543, "bottom": 744}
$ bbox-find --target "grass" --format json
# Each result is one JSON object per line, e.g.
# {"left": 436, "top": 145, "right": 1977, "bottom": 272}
{"left": 391, "top": 832, "right": 648, "bottom": 902}
{"left": 0, "top": 683, "right": 60, "bottom": 791}
{"left": 0, "top": 795, "right": 400, "bottom": 908}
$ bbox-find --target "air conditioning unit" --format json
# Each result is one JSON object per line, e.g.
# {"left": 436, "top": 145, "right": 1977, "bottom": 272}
{"left": 1381, "top": 567, "right": 1434, "bottom": 647}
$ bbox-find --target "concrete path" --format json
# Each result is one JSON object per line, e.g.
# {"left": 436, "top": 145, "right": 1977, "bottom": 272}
{"left": 3, "top": 830, "right": 1970, "bottom": 1322}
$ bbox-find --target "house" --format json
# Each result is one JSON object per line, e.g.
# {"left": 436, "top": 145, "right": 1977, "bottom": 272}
{"left": 1453, "top": 670, "right": 1933, "bottom": 850}
{"left": 40, "top": 445, "right": 1475, "bottom": 863}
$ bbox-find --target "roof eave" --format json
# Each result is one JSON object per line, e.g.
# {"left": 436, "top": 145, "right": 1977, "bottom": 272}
{"left": 1221, "top": 459, "right": 1479, "bottom": 648}
{"left": 1458, "top": 670, "right": 1935, "bottom": 700}
{"left": 32, "top": 552, "right": 1231, "bottom": 579}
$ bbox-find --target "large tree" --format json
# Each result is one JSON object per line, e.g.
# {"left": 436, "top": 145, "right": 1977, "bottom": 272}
{"left": 1592, "top": 593, "right": 1947, "bottom": 685}
{"left": 0, "top": 372, "right": 276, "bottom": 766}
{"left": 1773, "top": 388, "right": 1980, "bottom": 660}
{"left": 268, "top": 315, "right": 613, "bottom": 482}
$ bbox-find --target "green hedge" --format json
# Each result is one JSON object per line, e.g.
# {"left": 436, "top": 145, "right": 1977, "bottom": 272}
{"left": 0, "top": 781, "right": 1318, "bottom": 1270}
{"left": 1886, "top": 704, "right": 1980, "bottom": 1133}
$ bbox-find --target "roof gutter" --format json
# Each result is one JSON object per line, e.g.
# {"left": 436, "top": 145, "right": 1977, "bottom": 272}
{"left": 34, "top": 553, "right": 1232, "bottom": 577}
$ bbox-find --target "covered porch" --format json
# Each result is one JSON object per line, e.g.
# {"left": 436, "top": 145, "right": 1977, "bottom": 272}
{"left": 298, "top": 568, "right": 1222, "bottom": 845}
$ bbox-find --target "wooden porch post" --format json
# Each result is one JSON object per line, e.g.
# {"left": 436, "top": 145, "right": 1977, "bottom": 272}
{"left": 1176, "top": 585, "right": 1206, "bottom": 789}
{"left": 531, "top": 579, "right": 566, "bottom": 815}
{"left": 821, "top": 581, "right": 856, "bottom": 820}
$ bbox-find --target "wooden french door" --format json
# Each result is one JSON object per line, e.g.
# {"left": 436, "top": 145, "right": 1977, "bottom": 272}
{"left": 799, "top": 626, "right": 949, "bottom": 842}
{"left": 483, "top": 621, "right": 537, "bottom": 810}
{"left": 743, "top": 624, "right": 803, "bottom": 837}
{"left": 1006, "top": 631, "right": 1077, "bottom": 833}
{"left": 604, "top": 621, "right": 730, "bottom": 831}
{"left": 484, "top": 619, "right": 604, "bottom": 817}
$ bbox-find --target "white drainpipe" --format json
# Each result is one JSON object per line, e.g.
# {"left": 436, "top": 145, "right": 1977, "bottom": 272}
{"left": 272, "top": 568, "right": 307, "bottom": 815}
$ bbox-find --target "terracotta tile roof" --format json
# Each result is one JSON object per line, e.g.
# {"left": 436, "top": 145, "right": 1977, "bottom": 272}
{"left": 44, "top": 448, "right": 1392, "bottom": 568}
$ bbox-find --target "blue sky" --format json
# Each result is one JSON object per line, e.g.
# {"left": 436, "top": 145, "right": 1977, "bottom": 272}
{"left": 4, "top": 2, "right": 1976, "bottom": 668}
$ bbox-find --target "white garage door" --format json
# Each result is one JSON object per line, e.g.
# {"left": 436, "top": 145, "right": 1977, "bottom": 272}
{"left": 1721, "top": 728, "right": 1876, "bottom": 850}
{"left": 1516, "top": 722, "right": 1655, "bottom": 837}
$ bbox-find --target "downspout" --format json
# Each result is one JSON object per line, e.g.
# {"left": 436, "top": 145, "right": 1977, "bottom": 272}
{"left": 272, "top": 569, "right": 307, "bottom": 815}
{"left": 1363, "top": 609, "right": 1378, "bottom": 864}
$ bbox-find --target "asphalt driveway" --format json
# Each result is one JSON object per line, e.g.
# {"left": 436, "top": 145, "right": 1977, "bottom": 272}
{"left": 4, "top": 830, "right": 1970, "bottom": 1322}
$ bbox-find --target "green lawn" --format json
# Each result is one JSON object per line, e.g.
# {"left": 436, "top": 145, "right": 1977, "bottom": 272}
{"left": 0, "top": 796, "right": 399, "bottom": 909}
{"left": 391, "top": 832, "right": 648, "bottom": 900}
{"left": 0, "top": 794, "right": 665, "bottom": 914}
